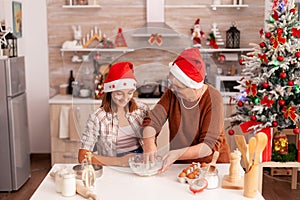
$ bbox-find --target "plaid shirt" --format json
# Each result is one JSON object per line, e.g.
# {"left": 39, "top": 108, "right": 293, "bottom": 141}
{"left": 80, "top": 101, "right": 149, "bottom": 157}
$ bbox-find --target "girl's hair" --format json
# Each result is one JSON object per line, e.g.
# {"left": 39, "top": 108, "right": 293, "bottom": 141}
{"left": 101, "top": 92, "right": 138, "bottom": 113}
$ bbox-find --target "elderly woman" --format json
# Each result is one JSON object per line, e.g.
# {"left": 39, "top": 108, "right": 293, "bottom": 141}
{"left": 143, "top": 48, "right": 230, "bottom": 172}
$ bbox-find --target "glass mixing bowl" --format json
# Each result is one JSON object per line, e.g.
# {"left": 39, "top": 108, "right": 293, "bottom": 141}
{"left": 128, "top": 154, "right": 163, "bottom": 176}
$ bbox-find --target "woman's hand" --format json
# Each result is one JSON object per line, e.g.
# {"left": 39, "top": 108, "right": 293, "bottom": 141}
{"left": 142, "top": 126, "right": 158, "bottom": 163}
{"left": 159, "top": 148, "right": 188, "bottom": 173}
{"left": 143, "top": 136, "right": 157, "bottom": 164}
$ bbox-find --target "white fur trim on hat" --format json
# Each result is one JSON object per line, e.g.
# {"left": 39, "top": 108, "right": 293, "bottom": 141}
{"left": 169, "top": 63, "right": 204, "bottom": 89}
{"left": 103, "top": 78, "right": 137, "bottom": 93}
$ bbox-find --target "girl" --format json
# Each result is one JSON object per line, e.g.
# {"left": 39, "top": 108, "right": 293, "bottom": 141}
{"left": 78, "top": 62, "right": 149, "bottom": 166}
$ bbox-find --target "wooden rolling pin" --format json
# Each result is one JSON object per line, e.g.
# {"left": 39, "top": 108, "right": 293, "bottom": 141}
{"left": 50, "top": 172, "right": 99, "bottom": 200}
{"left": 76, "top": 183, "right": 98, "bottom": 200}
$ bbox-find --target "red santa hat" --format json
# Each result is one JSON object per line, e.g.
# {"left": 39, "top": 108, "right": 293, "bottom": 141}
{"left": 169, "top": 48, "right": 206, "bottom": 89}
{"left": 194, "top": 18, "right": 200, "bottom": 25}
{"left": 103, "top": 62, "right": 137, "bottom": 92}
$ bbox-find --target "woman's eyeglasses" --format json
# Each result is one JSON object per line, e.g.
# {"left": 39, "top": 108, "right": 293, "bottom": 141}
{"left": 167, "top": 77, "right": 188, "bottom": 91}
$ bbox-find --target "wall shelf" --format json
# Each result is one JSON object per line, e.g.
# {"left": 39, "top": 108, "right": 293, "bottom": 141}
{"left": 211, "top": 4, "right": 249, "bottom": 10}
{"left": 200, "top": 47, "right": 253, "bottom": 53}
{"left": 60, "top": 48, "right": 134, "bottom": 52}
{"left": 62, "top": 5, "right": 102, "bottom": 8}
{"left": 165, "top": 5, "right": 207, "bottom": 8}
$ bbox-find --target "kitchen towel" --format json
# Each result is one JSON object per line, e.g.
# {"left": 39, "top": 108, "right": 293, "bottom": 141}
{"left": 59, "top": 106, "right": 70, "bottom": 139}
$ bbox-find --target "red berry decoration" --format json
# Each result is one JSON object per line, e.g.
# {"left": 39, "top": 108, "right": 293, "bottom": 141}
{"left": 259, "top": 42, "right": 266, "bottom": 48}
{"left": 293, "top": 128, "right": 300, "bottom": 134}
{"left": 262, "top": 82, "right": 269, "bottom": 89}
{"left": 265, "top": 32, "right": 271, "bottom": 38}
{"left": 272, "top": 121, "right": 278, "bottom": 127}
{"left": 287, "top": 80, "right": 294, "bottom": 86}
{"left": 278, "top": 99, "right": 285, "bottom": 106}
{"left": 295, "top": 52, "right": 300, "bottom": 58}
{"left": 239, "top": 59, "right": 245, "bottom": 65}
{"left": 228, "top": 129, "right": 235, "bottom": 135}
{"left": 250, "top": 115, "right": 256, "bottom": 121}
{"left": 279, "top": 72, "right": 286, "bottom": 79}
{"left": 277, "top": 55, "right": 284, "bottom": 62}
{"left": 237, "top": 101, "right": 244, "bottom": 107}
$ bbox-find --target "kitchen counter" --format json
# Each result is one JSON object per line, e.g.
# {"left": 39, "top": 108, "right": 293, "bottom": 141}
{"left": 30, "top": 164, "right": 264, "bottom": 200}
{"left": 49, "top": 94, "right": 160, "bottom": 105}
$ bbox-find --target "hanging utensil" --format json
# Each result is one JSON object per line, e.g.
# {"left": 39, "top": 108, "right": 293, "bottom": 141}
{"left": 248, "top": 137, "right": 257, "bottom": 171}
{"left": 234, "top": 135, "right": 249, "bottom": 171}
{"left": 253, "top": 132, "right": 268, "bottom": 165}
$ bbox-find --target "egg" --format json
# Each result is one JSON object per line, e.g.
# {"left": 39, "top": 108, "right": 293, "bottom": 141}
{"left": 179, "top": 172, "right": 186, "bottom": 177}
{"left": 187, "top": 173, "right": 195, "bottom": 179}
{"left": 201, "top": 162, "right": 207, "bottom": 168}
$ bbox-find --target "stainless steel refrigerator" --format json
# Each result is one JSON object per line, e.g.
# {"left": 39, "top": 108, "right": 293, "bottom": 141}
{"left": 0, "top": 56, "right": 30, "bottom": 191}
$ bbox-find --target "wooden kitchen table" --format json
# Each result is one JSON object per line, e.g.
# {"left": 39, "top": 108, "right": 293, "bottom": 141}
{"left": 30, "top": 163, "right": 264, "bottom": 200}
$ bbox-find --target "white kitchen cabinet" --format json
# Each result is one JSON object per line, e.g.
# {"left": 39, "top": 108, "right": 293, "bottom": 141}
{"left": 50, "top": 103, "right": 97, "bottom": 165}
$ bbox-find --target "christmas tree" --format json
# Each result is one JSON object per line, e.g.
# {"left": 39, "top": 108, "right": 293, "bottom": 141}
{"left": 227, "top": 0, "right": 300, "bottom": 135}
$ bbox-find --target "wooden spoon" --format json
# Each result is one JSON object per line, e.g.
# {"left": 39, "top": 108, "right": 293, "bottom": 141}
{"left": 206, "top": 151, "right": 219, "bottom": 173}
{"left": 234, "top": 135, "right": 249, "bottom": 170}
{"left": 253, "top": 132, "right": 268, "bottom": 165}
{"left": 248, "top": 137, "right": 257, "bottom": 171}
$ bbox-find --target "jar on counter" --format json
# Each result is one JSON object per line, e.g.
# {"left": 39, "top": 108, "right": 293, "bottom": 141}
{"left": 55, "top": 168, "right": 68, "bottom": 193}
{"left": 201, "top": 168, "right": 219, "bottom": 189}
{"left": 61, "top": 173, "right": 76, "bottom": 197}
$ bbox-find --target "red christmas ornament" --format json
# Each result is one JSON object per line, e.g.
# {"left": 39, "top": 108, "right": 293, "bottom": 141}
{"left": 277, "top": 55, "right": 284, "bottom": 61}
{"left": 287, "top": 80, "right": 294, "bottom": 86}
{"left": 293, "top": 128, "right": 300, "bottom": 134}
{"left": 259, "top": 42, "right": 266, "bottom": 48}
{"left": 295, "top": 52, "right": 300, "bottom": 58}
{"left": 250, "top": 115, "right": 256, "bottom": 121}
{"left": 279, "top": 72, "right": 286, "bottom": 79}
{"left": 278, "top": 99, "right": 285, "bottom": 106}
{"left": 272, "top": 121, "right": 278, "bottom": 127}
{"left": 228, "top": 129, "right": 235, "bottom": 135}
{"left": 239, "top": 59, "right": 245, "bottom": 65}
{"left": 237, "top": 101, "right": 244, "bottom": 107}
{"left": 290, "top": 8, "right": 296, "bottom": 14}
{"left": 265, "top": 32, "right": 271, "bottom": 38}
{"left": 262, "top": 82, "right": 269, "bottom": 89}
